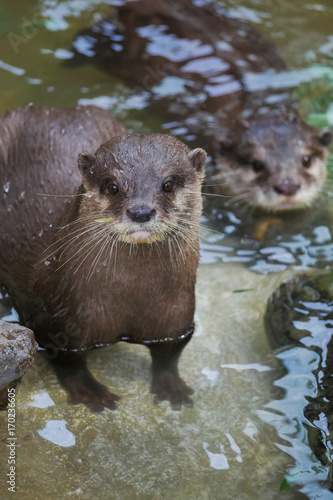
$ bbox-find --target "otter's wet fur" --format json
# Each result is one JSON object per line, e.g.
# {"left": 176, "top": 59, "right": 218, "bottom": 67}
{"left": 0, "top": 105, "right": 206, "bottom": 410}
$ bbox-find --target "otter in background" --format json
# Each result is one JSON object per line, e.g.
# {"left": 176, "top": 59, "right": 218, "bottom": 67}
{"left": 214, "top": 116, "right": 332, "bottom": 212}
{"left": 67, "top": 0, "right": 332, "bottom": 212}
{"left": 0, "top": 105, "right": 206, "bottom": 411}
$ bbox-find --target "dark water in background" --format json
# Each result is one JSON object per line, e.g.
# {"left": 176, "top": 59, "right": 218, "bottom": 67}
{"left": 1, "top": 1, "right": 333, "bottom": 498}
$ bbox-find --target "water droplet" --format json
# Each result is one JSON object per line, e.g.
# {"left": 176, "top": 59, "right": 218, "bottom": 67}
{"left": 3, "top": 181, "right": 10, "bottom": 193}
{"left": 44, "top": 255, "right": 56, "bottom": 266}
{"left": 38, "top": 229, "right": 44, "bottom": 237}
{"left": 18, "top": 190, "right": 25, "bottom": 201}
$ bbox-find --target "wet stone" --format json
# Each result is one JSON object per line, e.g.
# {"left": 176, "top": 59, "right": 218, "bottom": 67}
{"left": 0, "top": 320, "right": 38, "bottom": 408}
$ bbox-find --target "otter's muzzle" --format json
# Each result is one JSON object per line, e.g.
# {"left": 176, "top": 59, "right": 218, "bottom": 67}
{"left": 274, "top": 178, "right": 300, "bottom": 197}
{"left": 126, "top": 205, "right": 156, "bottom": 223}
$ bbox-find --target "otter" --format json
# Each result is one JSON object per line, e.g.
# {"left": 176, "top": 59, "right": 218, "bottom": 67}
{"left": 212, "top": 117, "right": 332, "bottom": 212}
{"left": 0, "top": 105, "right": 206, "bottom": 411}
{"left": 67, "top": 0, "right": 332, "bottom": 211}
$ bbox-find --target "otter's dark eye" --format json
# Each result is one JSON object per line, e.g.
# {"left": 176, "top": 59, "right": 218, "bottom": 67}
{"left": 107, "top": 184, "right": 119, "bottom": 195}
{"left": 252, "top": 160, "right": 265, "bottom": 173}
{"left": 163, "top": 180, "right": 174, "bottom": 193}
{"left": 302, "top": 155, "right": 313, "bottom": 168}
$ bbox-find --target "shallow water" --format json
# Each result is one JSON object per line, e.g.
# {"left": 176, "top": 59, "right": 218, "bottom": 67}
{"left": 1, "top": 0, "right": 333, "bottom": 498}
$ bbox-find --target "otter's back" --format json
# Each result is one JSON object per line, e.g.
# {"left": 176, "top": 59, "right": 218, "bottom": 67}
{"left": 0, "top": 105, "right": 127, "bottom": 291}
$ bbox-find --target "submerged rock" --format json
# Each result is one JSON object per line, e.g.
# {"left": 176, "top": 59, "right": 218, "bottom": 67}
{"left": 265, "top": 271, "right": 333, "bottom": 491}
{"left": 0, "top": 320, "right": 38, "bottom": 408}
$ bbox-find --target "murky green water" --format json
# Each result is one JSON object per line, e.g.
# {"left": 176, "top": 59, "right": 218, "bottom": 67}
{"left": 1, "top": 1, "right": 333, "bottom": 498}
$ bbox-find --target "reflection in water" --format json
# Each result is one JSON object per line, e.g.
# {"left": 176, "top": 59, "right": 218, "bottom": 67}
{"left": 201, "top": 199, "right": 333, "bottom": 274}
{"left": 37, "top": 419, "right": 76, "bottom": 447}
{"left": 26, "top": 390, "right": 55, "bottom": 409}
{"left": 265, "top": 273, "right": 333, "bottom": 493}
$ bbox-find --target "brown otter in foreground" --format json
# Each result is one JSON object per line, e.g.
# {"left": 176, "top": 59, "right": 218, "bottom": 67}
{"left": 0, "top": 105, "right": 206, "bottom": 410}
{"left": 68, "top": 0, "right": 332, "bottom": 211}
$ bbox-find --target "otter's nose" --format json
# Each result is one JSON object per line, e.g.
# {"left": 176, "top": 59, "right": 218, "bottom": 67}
{"left": 126, "top": 206, "right": 156, "bottom": 223}
{"left": 274, "top": 179, "right": 300, "bottom": 197}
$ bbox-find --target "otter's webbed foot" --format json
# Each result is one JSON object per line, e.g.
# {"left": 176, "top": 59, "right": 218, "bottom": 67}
{"left": 148, "top": 329, "right": 194, "bottom": 410}
{"left": 66, "top": 376, "right": 120, "bottom": 412}
{"left": 50, "top": 351, "right": 120, "bottom": 412}
{"left": 151, "top": 371, "right": 194, "bottom": 410}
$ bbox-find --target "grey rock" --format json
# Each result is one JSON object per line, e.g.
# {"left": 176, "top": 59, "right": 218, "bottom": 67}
{"left": 0, "top": 320, "right": 38, "bottom": 407}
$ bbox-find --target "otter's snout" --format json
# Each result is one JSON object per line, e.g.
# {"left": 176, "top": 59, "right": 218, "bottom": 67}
{"left": 126, "top": 206, "right": 156, "bottom": 223}
{"left": 274, "top": 179, "right": 300, "bottom": 197}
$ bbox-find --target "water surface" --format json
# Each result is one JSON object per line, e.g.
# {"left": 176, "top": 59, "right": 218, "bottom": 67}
{"left": 1, "top": 1, "right": 333, "bottom": 498}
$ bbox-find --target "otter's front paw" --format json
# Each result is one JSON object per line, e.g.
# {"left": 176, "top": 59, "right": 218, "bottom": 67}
{"left": 151, "top": 372, "right": 194, "bottom": 410}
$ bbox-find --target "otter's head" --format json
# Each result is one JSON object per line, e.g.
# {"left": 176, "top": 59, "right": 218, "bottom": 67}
{"left": 77, "top": 134, "right": 206, "bottom": 244}
{"left": 216, "top": 117, "right": 332, "bottom": 212}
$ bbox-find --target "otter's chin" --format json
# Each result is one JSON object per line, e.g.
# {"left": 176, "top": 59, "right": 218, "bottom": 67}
{"left": 121, "top": 230, "right": 165, "bottom": 244}
{"left": 256, "top": 193, "right": 315, "bottom": 212}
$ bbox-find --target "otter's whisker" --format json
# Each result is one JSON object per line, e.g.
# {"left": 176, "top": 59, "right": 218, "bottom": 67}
{"left": 72, "top": 229, "right": 113, "bottom": 276}
{"left": 34, "top": 192, "right": 87, "bottom": 198}
{"left": 201, "top": 192, "right": 232, "bottom": 199}
{"left": 42, "top": 213, "right": 102, "bottom": 252}
{"left": 86, "top": 230, "right": 111, "bottom": 282}
{"left": 177, "top": 231, "right": 199, "bottom": 255}
{"left": 57, "top": 222, "right": 104, "bottom": 262}
{"left": 169, "top": 218, "right": 216, "bottom": 245}
{"left": 55, "top": 223, "right": 112, "bottom": 272}
{"left": 57, "top": 213, "right": 104, "bottom": 231}
{"left": 202, "top": 183, "right": 229, "bottom": 188}
{"left": 40, "top": 221, "right": 99, "bottom": 264}
{"left": 171, "top": 233, "right": 187, "bottom": 264}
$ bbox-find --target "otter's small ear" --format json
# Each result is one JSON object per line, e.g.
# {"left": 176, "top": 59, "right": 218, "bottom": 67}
{"left": 78, "top": 151, "right": 95, "bottom": 176}
{"left": 318, "top": 130, "right": 332, "bottom": 148}
{"left": 188, "top": 148, "right": 207, "bottom": 173}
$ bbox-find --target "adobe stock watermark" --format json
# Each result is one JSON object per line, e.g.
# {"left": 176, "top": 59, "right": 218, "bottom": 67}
{"left": 7, "top": 12, "right": 45, "bottom": 54}
{"left": 4, "top": 332, "right": 68, "bottom": 494}
{"left": 7, "top": 387, "right": 17, "bottom": 493}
